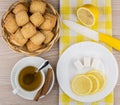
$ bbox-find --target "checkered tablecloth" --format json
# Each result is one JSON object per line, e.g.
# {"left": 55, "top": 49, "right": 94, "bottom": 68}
{"left": 59, "top": 0, "right": 113, "bottom": 105}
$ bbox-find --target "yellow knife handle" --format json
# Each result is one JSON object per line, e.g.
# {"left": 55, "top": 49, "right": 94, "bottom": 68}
{"left": 99, "top": 33, "right": 120, "bottom": 51}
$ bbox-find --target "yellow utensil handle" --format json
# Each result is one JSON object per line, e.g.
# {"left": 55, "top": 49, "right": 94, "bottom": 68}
{"left": 99, "top": 33, "right": 120, "bottom": 51}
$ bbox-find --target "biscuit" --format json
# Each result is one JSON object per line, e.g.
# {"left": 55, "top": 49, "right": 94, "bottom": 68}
{"left": 9, "top": 29, "right": 27, "bottom": 46}
{"left": 30, "top": 12, "right": 44, "bottom": 27}
{"left": 26, "top": 40, "right": 41, "bottom": 52}
{"left": 4, "top": 13, "right": 18, "bottom": 34}
{"left": 41, "top": 30, "right": 54, "bottom": 44}
{"left": 5, "top": 13, "right": 14, "bottom": 22}
{"left": 30, "top": 0, "right": 46, "bottom": 14}
{"left": 15, "top": 11, "right": 29, "bottom": 26}
{"left": 21, "top": 22, "right": 37, "bottom": 38}
{"left": 30, "top": 31, "right": 45, "bottom": 45}
{"left": 39, "top": 13, "right": 56, "bottom": 31}
{"left": 45, "top": 13, "right": 57, "bottom": 26}
{"left": 10, "top": 35, "right": 21, "bottom": 46}
{"left": 13, "top": 3, "right": 28, "bottom": 14}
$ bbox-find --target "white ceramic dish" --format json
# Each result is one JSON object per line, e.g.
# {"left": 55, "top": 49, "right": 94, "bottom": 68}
{"left": 57, "top": 41, "right": 118, "bottom": 102}
{"left": 11, "top": 56, "right": 55, "bottom": 100}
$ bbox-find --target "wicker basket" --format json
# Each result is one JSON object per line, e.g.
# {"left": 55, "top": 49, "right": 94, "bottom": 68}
{"left": 1, "top": 0, "right": 60, "bottom": 55}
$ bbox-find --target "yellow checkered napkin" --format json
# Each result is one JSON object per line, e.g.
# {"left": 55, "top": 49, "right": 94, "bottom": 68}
{"left": 59, "top": 0, "right": 113, "bottom": 105}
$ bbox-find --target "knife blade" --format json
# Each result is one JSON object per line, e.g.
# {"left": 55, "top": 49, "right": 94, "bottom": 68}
{"left": 63, "top": 20, "right": 120, "bottom": 51}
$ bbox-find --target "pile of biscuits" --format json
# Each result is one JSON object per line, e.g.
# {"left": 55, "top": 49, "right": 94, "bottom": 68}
{"left": 4, "top": 0, "right": 57, "bottom": 52}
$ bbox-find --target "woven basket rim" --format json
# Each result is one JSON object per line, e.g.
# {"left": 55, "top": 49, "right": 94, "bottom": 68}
{"left": 1, "top": 0, "right": 60, "bottom": 56}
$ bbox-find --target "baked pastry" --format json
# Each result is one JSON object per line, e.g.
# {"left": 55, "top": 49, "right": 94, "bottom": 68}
{"left": 30, "top": 0, "right": 46, "bottom": 14}
{"left": 30, "top": 12, "right": 44, "bottom": 27}
{"left": 30, "top": 31, "right": 45, "bottom": 45}
{"left": 39, "top": 13, "right": 57, "bottom": 31}
{"left": 10, "top": 35, "right": 21, "bottom": 46}
{"left": 4, "top": 13, "right": 18, "bottom": 34}
{"left": 26, "top": 40, "right": 41, "bottom": 52}
{"left": 21, "top": 22, "right": 37, "bottom": 38}
{"left": 15, "top": 11, "right": 29, "bottom": 26}
{"left": 42, "top": 30, "right": 54, "bottom": 44}
{"left": 13, "top": 3, "right": 28, "bottom": 14}
{"left": 5, "top": 13, "right": 14, "bottom": 22}
{"left": 9, "top": 29, "right": 27, "bottom": 46}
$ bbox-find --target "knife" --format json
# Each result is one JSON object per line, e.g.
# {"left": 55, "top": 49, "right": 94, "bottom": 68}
{"left": 63, "top": 20, "right": 120, "bottom": 51}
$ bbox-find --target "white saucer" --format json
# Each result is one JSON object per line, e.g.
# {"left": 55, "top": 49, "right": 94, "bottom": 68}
{"left": 11, "top": 56, "right": 55, "bottom": 100}
{"left": 57, "top": 41, "right": 119, "bottom": 102}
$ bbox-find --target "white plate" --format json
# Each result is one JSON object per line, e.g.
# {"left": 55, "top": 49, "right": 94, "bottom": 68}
{"left": 57, "top": 41, "right": 118, "bottom": 102}
{"left": 11, "top": 56, "right": 55, "bottom": 100}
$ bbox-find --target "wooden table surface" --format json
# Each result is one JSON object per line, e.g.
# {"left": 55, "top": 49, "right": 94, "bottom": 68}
{"left": 0, "top": 0, "right": 120, "bottom": 105}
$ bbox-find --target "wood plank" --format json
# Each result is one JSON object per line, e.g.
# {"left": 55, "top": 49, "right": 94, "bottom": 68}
{"left": 114, "top": 85, "right": 120, "bottom": 105}
{"left": 0, "top": 0, "right": 120, "bottom": 105}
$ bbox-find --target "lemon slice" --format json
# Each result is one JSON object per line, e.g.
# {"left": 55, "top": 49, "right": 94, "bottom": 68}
{"left": 86, "top": 74, "right": 100, "bottom": 94}
{"left": 71, "top": 74, "right": 92, "bottom": 95}
{"left": 87, "top": 70, "right": 106, "bottom": 91}
{"left": 77, "top": 4, "right": 99, "bottom": 27}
